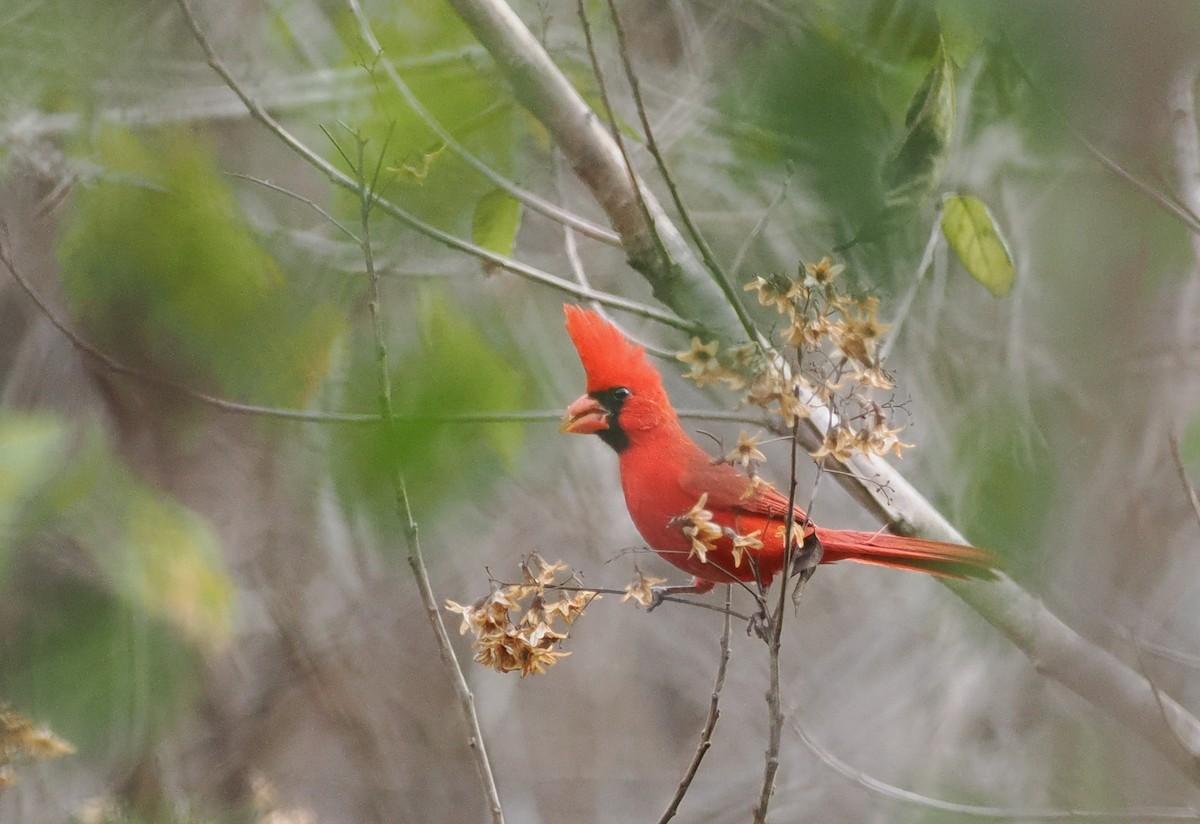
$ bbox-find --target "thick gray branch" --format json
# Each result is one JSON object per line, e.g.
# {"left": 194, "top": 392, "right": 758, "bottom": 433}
{"left": 444, "top": 0, "right": 740, "bottom": 336}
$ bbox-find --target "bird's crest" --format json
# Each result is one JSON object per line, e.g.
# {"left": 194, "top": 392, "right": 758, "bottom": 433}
{"left": 563, "top": 305, "right": 665, "bottom": 397}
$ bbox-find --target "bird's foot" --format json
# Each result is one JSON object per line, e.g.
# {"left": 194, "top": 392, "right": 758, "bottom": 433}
{"left": 747, "top": 608, "right": 770, "bottom": 641}
{"left": 647, "top": 581, "right": 712, "bottom": 612}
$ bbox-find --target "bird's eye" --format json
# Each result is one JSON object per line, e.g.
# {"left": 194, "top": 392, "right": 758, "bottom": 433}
{"left": 612, "top": 387, "right": 632, "bottom": 400}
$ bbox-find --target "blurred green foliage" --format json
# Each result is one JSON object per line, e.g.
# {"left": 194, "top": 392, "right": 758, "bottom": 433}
{"left": 330, "top": 0, "right": 529, "bottom": 238}
{"left": 331, "top": 292, "right": 527, "bottom": 529}
{"left": 0, "top": 0, "right": 153, "bottom": 121}
{"left": 58, "top": 126, "right": 343, "bottom": 406}
{"left": 0, "top": 414, "right": 228, "bottom": 756}
{"left": 951, "top": 404, "right": 1057, "bottom": 578}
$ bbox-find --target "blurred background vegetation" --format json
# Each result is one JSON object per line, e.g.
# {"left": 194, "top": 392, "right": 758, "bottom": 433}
{"left": 3, "top": 0, "right": 1200, "bottom": 821}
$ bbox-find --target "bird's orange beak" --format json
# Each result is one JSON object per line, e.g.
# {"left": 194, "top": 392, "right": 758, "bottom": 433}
{"left": 560, "top": 394, "right": 609, "bottom": 435}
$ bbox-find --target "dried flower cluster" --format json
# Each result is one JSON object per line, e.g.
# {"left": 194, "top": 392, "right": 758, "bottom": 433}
{"left": 683, "top": 256, "right": 912, "bottom": 463}
{"left": 621, "top": 568, "right": 667, "bottom": 607}
{"left": 669, "top": 492, "right": 764, "bottom": 570}
{"left": 445, "top": 555, "right": 596, "bottom": 677}
{"left": 0, "top": 706, "right": 74, "bottom": 787}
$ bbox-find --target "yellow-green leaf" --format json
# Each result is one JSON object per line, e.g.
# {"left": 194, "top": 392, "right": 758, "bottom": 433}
{"left": 471, "top": 188, "right": 523, "bottom": 258}
{"left": 941, "top": 193, "right": 1015, "bottom": 297}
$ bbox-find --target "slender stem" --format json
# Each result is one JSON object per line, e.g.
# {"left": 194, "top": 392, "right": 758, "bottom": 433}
{"left": 729, "top": 166, "right": 794, "bottom": 280}
{"left": 348, "top": 130, "right": 505, "bottom": 824}
{"left": 574, "top": 0, "right": 670, "bottom": 268}
{"left": 173, "top": 0, "right": 692, "bottom": 333}
{"left": 753, "top": 418, "right": 802, "bottom": 823}
{"left": 1008, "top": 47, "right": 1200, "bottom": 236}
{"left": 1169, "top": 435, "right": 1200, "bottom": 535}
{"left": 343, "top": 0, "right": 622, "bottom": 247}
{"left": 657, "top": 585, "right": 733, "bottom": 824}
{"left": 602, "top": 0, "right": 760, "bottom": 343}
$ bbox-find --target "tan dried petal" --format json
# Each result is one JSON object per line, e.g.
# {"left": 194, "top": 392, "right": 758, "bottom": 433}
{"left": 622, "top": 570, "right": 667, "bottom": 607}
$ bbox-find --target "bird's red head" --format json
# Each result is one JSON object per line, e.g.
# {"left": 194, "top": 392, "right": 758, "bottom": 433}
{"left": 560, "top": 305, "right": 675, "bottom": 452}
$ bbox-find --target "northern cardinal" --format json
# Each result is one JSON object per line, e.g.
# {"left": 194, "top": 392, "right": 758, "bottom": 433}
{"left": 559, "top": 305, "right": 995, "bottom": 597}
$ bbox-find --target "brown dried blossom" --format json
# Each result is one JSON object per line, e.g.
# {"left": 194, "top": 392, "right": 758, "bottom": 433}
{"left": 0, "top": 707, "right": 74, "bottom": 786}
{"left": 672, "top": 493, "right": 724, "bottom": 564}
{"left": 445, "top": 555, "right": 597, "bottom": 677}
{"left": 622, "top": 568, "right": 667, "bottom": 607}
{"left": 725, "top": 430, "right": 767, "bottom": 473}
{"left": 738, "top": 256, "right": 914, "bottom": 462}
{"left": 728, "top": 528, "right": 764, "bottom": 568}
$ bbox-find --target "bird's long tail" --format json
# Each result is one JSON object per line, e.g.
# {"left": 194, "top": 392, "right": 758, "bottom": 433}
{"left": 815, "top": 529, "right": 997, "bottom": 580}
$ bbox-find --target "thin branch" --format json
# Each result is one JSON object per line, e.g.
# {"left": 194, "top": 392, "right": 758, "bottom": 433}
{"left": 346, "top": 129, "right": 505, "bottom": 824}
{"left": 790, "top": 717, "right": 1200, "bottom": 821}
{"left": 1008, "top": 48, "right": 1200, "bottom": 237}
{"left": 602, "top": 0, "right": 760, "bottom": 343}
{"left": 555, "top": 152, "right": 678, "bottom": 359}
{"left": 753, "top": 418, "right": 802, "bottom": 824}
{"left": 729, "top": 166, "right": 794, "bottom": 280}
{"left": 0, "top": 238, "right": 581, "bottom": 426}
{"left": 443, "top": 0, "right": 745, "bottom": 337}
{"left": 1169, "top": 434, "right": 1200, "bottom": 536}
{"left": 343, "top": 0, "right": 622, "bottom": 248}
{"left": 227, "top": 172, "right": 360, "bottom": 243}
{"left": 574, "top": 0, "right": 670, "bottom": 268}
{"left": 878, "top": 216, "right": 941, "bottom": 362}
{"left": 173, "top": 0, "right": 692, "bottom": 333}
{"left": 657, "top": 584, "right": 733, "bottom": 824}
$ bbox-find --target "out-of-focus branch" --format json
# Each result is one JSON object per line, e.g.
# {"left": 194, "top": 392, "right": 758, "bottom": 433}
{"left": 1169, "top": 435, "right": 1200, "bottom": 535}
{"left": 343, "top": 0, "right": 621, "bottom": 248}
{"left": 657, "top": 585, "right": 733, "bottom": 824}
{"left": 447, "top": 0, "right": 1200, "bottom": 785}
{"left": 173, "top": 0, "right": 692, "bottom": 333}
{"left": 791, "top": 716, "right": 1200, "bottom": 821}
{"left": 343, "top": 126, "right": 506, "bottom": 824}
{"left": 443, "top": 0, "right": 743, "bottom": 337}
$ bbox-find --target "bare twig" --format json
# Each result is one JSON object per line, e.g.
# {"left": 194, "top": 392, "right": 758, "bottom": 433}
{"left": 656, "top": 585, "right": 733, "bottom": 824}
{"left": 227, "top": 171, "right": 360, "bottom": 243}
{"left": 729, "top": 166, "right": 794, "bottom": 280}
{"left": 602, "top": 0, "right": 759, "bottom": 343}
{"left": 1008, "top": 49, "right": 1200, "bottom": 236}
{"left": 574, "top": 0, "right": 669, "bottom": 268}
{"left": 343, "top": 0, "right": 621, "bottom": 247}
{"left": 173, "top": 0, "right": 692, "bottom": 333}
{"left": 752, "top": 418, "right": 803, "bottom": 823}
{"left": 443, "top": 0, "right": 744, "bottom": 336}
{"left": 555, "top": 152, "right": 677, "bottom": 359}
{"left": 1169, "top": 434, "right": 1200, "bottom": 534}
{"left": 344, "top": 126, "right": 505, "bottom": 824}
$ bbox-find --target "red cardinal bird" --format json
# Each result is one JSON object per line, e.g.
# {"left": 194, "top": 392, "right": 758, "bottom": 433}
{"left": 559, "top": 305, "right": 995, "bottom": 597}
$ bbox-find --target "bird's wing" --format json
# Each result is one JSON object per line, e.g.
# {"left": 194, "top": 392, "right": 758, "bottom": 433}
{"left": 679, "top": 454, "right": 802, "bottom": 522}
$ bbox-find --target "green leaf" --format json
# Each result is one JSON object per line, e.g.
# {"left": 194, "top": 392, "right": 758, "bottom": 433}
{"left": 471, "top": 188, "right": 524, "bottom": 258}
{"left": 941, "top": 193, "right": 1016, "bottom": 296}
{"left": 883, "top": 41, "right": 956, "bottom": 207}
